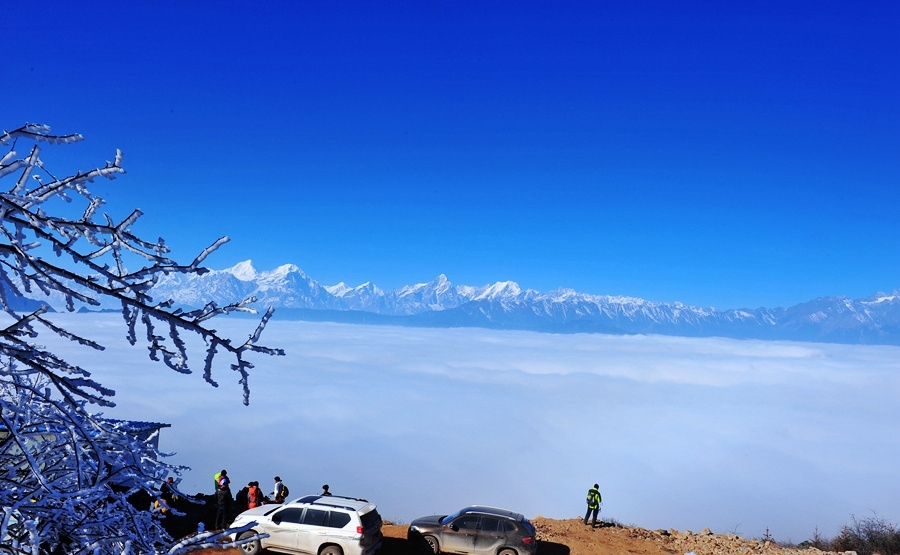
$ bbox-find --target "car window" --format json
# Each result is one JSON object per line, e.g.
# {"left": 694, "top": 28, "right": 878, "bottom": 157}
{"left": 303, "top": 508, "right": 328, "bottom": 526}
{"left": 500, "top": 520, "right": 516, "bottom": 533}
{"left": 328, "top": 511, "right": 351, "bottom": 529}
{"left": 453, "top": 515, "right": 479, "bottom": 530}
{"left": 276, "top": 508, "right": 305, "bottom": 524}
{"left": 520, "top": 519, "right": 535, "bottom": 535}
{"left": 478, "top": 517, "right": 500, "bottom": 532}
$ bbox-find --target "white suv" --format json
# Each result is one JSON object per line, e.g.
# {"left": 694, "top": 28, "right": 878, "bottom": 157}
{"left": 231, "top": 495, "right": 383, "bottom": 555}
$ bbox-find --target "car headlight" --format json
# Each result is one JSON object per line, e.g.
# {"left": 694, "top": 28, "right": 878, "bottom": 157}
{"left": 409, "top": 526, "right": 420, "bottom": 533}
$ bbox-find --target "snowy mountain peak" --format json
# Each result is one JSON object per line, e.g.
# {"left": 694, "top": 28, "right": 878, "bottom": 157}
{"left": 226, "top": 260, "right": 257, "bottom": 281}
{"left": 324, "top": 280, "right": 383, "bottom": 301}
{"left": 432, "top": 274, "right": 452, "bottom": 292}
{"left": 325, "top": 282, "right": 350, "bottom": 296}
{"left": 397, "top": 274, "right": 452, "bottom": 298}
{"left": 266, "top": 263, "right": 303, "bottom": 278}
{"left": 864, "top": 291, "right": 900, "bottom": 304}
{"left": 476, "top": 280, "right": 522, "bottom": 300}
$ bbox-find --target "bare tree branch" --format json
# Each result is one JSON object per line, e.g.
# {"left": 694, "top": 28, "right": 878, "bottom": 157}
{"left": 0, "top": 124, "right": 285, "bottom": 555}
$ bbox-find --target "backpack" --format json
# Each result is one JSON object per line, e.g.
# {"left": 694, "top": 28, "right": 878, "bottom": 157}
{"left": 280, "top": 484, "right": 289, "bottom": 499}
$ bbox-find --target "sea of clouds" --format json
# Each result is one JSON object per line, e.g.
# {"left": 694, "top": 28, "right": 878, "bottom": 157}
{"left": 36, "top": 313, "right": 900, "bottom": 542}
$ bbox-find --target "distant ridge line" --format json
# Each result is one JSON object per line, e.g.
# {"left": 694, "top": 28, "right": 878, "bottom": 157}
{"left": 18, "top": 260, "right": 900, "bottom": 346}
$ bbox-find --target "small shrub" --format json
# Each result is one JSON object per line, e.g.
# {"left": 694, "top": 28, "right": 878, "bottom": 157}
{"left": 809, "top": 525, "right": 830, "bottom": 550}
{"left": 830, "top": 514, "right": 900, "bottom": 555}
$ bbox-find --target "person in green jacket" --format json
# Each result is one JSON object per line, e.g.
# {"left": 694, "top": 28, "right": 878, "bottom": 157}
{"left": 214, "top": 469, "right": 227, "bottom": 491}
{"left": 584, "top": 483, "right": 602, "bottom": 527}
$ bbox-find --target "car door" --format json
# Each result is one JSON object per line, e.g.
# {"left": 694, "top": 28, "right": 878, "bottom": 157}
{"left": 475, "top": 517, "right": 505, "bottom": 555}
{"left": 295, "top": 508, "right": 330, "bottom": 554}
{"left": 268, "top": 507, "right": 305, "bottom": 552}
{"left": 440, "top": 514, "right": 479, "bottom": 554}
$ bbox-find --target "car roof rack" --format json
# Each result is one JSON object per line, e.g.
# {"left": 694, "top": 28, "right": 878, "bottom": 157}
{"left": 288, "top": 494, "right": 373, "bottom": 509}
{"left": 328, "top": 495, "right": 369, "bottom": 503}
{"left": 463, "top": 506, "right": 524, "bottom": 520}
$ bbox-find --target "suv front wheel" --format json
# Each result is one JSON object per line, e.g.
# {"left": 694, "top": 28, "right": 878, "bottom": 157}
{"left": 238, "top": 531, "right": 262, "bottom": 555}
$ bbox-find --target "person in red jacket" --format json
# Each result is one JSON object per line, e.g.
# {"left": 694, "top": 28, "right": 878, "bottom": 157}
{"left": 248, "top": 481, "right": 263, "bottom": 508}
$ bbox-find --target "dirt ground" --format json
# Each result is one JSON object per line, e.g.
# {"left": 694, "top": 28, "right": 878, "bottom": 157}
{"left": 385, "top": 518, "right": 848, "bottom": 555}
{"left": 382, "top": 518, "right": 672, "bottom": 555}
{"left": 198, "top": 517, "right": 850, "bottom": 555}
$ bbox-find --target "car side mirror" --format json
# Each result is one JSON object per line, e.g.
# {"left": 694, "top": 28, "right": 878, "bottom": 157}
{"left": 449, "top": 524, "right": 459, "bottom": 532}
{"left": 273, "top": 515, "right": 282, "bottom": 524}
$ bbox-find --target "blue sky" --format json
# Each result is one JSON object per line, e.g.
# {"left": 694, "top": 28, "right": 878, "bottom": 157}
{"left": 5, "top": 1, "right": 899, "bottom": 308}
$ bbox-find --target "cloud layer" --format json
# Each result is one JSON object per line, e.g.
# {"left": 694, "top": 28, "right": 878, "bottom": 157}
{"left": 39, "top": 314, "right": 900, "bottom": 541}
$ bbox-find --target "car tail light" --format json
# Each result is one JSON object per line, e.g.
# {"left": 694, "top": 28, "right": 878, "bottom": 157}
{"left": 357, "top": 526, "right": 365, "bottom": 534}
{"left": 522, "top": 537, "right": 535, "bottom": 545}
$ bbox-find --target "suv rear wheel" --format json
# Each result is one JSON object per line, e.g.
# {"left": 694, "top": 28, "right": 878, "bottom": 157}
{"left": 321, "top": 546, "right": 343, "bottom": 555}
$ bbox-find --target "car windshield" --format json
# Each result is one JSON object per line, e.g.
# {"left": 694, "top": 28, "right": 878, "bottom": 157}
{"left": 439, "top": 511, "right": 462, "bottom": 525}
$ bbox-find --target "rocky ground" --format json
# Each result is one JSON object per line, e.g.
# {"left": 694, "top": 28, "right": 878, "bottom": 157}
{"left": 198, "top": 518, "right": 857, "bottom": 555}
{"left": 382, "top": 518, "right": 857, "bottom": 555}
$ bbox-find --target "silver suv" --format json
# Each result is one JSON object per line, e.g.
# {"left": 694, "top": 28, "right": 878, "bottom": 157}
{"left": 231, "top": 495, "right": 383, "bottom": 555}
{"left": 407, "top": 506, "right": 536, "bottom": 555}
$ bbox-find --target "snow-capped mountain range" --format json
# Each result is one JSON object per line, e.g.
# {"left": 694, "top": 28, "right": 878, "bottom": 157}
{"left": 139, "top": 260, "right": 900, "bottom": 345}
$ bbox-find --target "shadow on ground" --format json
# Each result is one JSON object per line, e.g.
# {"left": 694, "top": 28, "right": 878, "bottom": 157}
{"left": 379, "top": 536, "right": 420, "bottom": 555}
{"left": 537, "top": 540, "right": 571, "bottom": 555}
{"left": 379, "top": 535, "right": 569, "bottom": 555}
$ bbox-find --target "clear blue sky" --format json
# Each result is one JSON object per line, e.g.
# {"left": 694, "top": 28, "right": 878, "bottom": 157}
{"left": 6, "top": 1, "right": 899, "bottom": 309}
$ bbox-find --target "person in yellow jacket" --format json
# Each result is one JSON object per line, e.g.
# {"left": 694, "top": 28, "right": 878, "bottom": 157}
{"left": 584, "top": 483, "right": 602, "bottom": 527}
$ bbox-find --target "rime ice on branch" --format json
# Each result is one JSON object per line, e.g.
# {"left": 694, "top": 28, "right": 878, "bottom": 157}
{"left": 0, "top": 124, "right": 284, "bottom": 555}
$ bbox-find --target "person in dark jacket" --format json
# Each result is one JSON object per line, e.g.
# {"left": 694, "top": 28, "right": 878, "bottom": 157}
{"left": 234, "top": 484, "right": 250, "bottom": 513}
{"left": 215, "top": 473, "right": 233, "bottom": 529}
{"left": 160, "top": 477, "right": 175, "bottom": 504}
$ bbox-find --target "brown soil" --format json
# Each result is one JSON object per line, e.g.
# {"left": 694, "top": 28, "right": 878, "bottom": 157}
{"left": 197, "top": 517, "right": 850, "bottom": 555}
{"left": 385, "top": 518, "right": 850, "bottom": 555}
{"left": 380, "top": 519, "right": 671, "bottom": 555}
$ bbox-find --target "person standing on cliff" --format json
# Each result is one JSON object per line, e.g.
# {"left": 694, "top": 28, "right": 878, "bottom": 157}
{"left": 584, "top": 483, "right": 602, "bottom": 527}
{"left": 215, "top": 471, "right": 233, "bottom": 530}
{"left": 273, "top": 476, "right": 288, "bottom": 503}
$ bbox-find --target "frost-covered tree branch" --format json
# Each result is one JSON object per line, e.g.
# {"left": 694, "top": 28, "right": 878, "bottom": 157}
{"left": 0, "top": 124, "right": 285, "bottom": 555}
